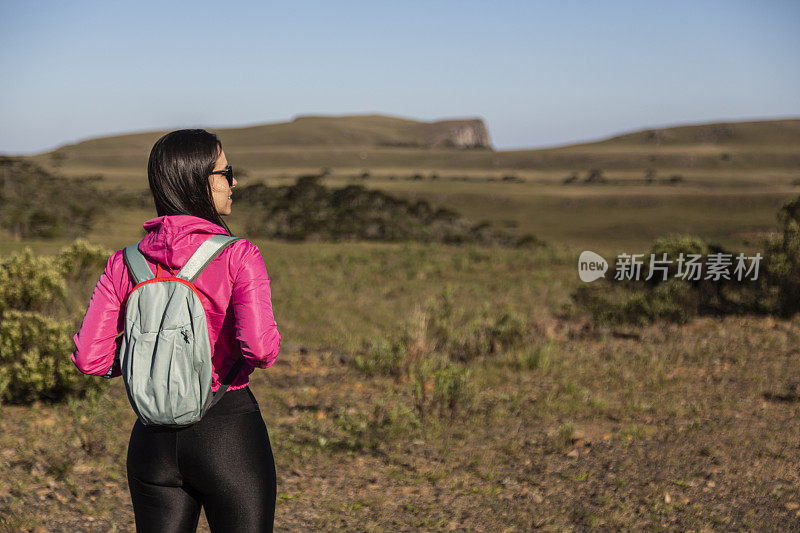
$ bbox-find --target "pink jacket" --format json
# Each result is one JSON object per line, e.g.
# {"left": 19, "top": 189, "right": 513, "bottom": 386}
{"left": 71, "top": 214, "right": 281, "bottom": 392}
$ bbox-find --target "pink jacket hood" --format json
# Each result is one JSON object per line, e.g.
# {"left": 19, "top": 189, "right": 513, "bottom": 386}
{"left": 71, "top": 214, "right": 281, "bottom": 393}
{"left": 139, "top": 214, "right": 228, "bottom": 272}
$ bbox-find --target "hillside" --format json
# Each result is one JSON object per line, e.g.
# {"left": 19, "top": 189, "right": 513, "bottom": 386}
{"left": 21, "top": 116, "right": 800, "bottom": 179}
{"left": 593, "top": 118, "right": 800, "bottom": 147}
{"left": 35, "top": 114, "right": 491, "bottom": 155}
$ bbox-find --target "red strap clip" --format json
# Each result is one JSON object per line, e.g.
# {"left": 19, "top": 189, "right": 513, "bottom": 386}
{"left": 155, "top": 263, "right": 179, "bottom": 278}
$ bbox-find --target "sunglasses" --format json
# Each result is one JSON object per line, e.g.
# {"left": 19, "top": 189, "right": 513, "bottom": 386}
{"left": 210, "top": 165, "right": 235, "bottom": 186}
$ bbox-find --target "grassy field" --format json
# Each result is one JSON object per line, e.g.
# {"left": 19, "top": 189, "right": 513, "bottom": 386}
{"left": 1, "top": 117, "right": 800, "bottom": 530}
{"left": 2, "top": 233, "right": 800, "bottom": 530}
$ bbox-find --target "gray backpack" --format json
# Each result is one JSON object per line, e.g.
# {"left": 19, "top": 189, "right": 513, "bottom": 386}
{"left": 119, "top": 235, "right": 245, "bottom": 427}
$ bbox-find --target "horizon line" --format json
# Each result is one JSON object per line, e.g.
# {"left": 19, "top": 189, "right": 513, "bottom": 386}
{"left": 3, "top": 112, "right": 799, "bottom": 157}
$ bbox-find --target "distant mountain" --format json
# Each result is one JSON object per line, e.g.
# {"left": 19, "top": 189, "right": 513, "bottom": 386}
{"left": 20, "top": 116, "right": 800, "bottom": 177}
{"left": 491, "top": 118, "right": 800, "bottom": 171}
{"left": 40, "top": 114, "right": 492, "bottom": 155}
{"left": 587, "top": 119, "right": 800, "bottom": 147}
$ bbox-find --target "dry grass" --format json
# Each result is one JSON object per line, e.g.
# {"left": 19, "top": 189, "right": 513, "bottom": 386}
{"left": 2, "top": 307, "right": 800, "bottom": 530}
{"left": 1, "top": 231, "right": 800, "bottom": 529}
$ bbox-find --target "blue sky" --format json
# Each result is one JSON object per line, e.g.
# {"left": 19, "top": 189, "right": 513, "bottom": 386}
{"left": 1, "top": 0, "right": 798, "bottom": 153}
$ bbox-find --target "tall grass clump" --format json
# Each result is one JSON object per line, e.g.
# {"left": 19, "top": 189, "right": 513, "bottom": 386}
{"left": 409, "top": 283, "right": 529, "bottom": 364}
{"left": 330, "top": 393, "right": 421, "bottom": 452}
{"left": 354, "top": 284, "right": 531, "bottom": 376}
{"left": 352, "top": 284, "right": 537, "bottom": 420}
{"left": 507, "top": 340, "right": 556, "bottom": 371}
{"left": 411, "top": 353, "right": 475, "bottom": 421}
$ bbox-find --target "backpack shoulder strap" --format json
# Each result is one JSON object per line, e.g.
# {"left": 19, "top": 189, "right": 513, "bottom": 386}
{"left": 177, "top": 235, "right": 243, "bottom": 283}
{"left": 123, "top": 241, "right": 156, "bottom": 285}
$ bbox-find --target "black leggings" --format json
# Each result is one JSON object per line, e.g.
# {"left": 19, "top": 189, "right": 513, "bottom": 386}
{"left": 126, "top": 386, "right": 276, "bottom": 532}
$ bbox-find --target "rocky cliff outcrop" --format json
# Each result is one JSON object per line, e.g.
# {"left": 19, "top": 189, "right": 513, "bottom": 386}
{"left": 421, "top": 119, "right": 492, "bottom": 149}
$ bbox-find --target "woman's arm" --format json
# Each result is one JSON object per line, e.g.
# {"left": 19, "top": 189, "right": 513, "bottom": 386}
{"left": 71, "top": 252, "right": 123, "bottom": 378}
{"left": 231, "top": 242, "right": 281, "bottom": 369}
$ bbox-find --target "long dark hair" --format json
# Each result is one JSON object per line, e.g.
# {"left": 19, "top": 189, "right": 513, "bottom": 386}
{"left": 147, "top": 129, "right": 234, "bottom": 236}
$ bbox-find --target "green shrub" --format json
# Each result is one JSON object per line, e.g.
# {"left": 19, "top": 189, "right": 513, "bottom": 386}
{"left": 237, "top": 174, "right": 545, "bottom": 247}
{"left": 0, "top": 241, "right": 111, "bottom": 404}
{"left": 55, "top": 239, "right": 115, "bottom": 315}
{"left": 765, "top": 197, "right": 800, "bottom": 317}
{"left": 0, "top": 310, "right": 102, "bottom": 404}
{"left": 660, "top": 237, "right": 773, "bottom": 317}
{"left": 489, "top": 305, "right": 529, "bottom": 352}
{"left": 0, "top": 157, "right": 108, "bottom": 239}
{"left": 0, "top": 247, "right": 66, "bottom": 314}
{"left": 549, "top": 422, "right": 576, "bottom": 452}
{"left": 432, "top": 360, "right": 474, "bottom": 413}
{"left": 55, "top": 238, "right": 111, "bottom": 278}
{"left": 573, "top": 274, "right": 700, "bottom": 326}
{"left": 573, "top": 232, "right": 775, "bottom": 326}
{"left": 644, "top": 234, "right": 709, "bottom": 283}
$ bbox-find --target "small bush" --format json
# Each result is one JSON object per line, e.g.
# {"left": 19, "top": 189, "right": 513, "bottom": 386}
{"left": 765, "top": 197, "right": 800, "bottom": 317}
{"left": 442, "top": 303, "right": 527, "bottom": 362}
{"left": 573, "top": 233, "right": 776, "bottom": 326}
{"left": 543, "top": 422, "right": 575, "bottom": 453}
{"left": 0, "top": 248, "right": 66, "bottom": 313}
{"left": 353, "top": 336, "right": 406, "bottom": 377}
{"left": 56, "top": 238, "right": 112, "bottom": 280}
{"left": 0, "top": 310, "right": 102, "bottom": 404}
{"left": 412, "top": 353, "right": 475, "bottom": 421}
{"left": 0, "top": 241, "right": 111, "bottom": 404}
{"left": 331, "top": 394, "right": 420, "bottom": 452}
{"left": 0, "top": 157, "right": 109, "bottom": 239}
{"left": 585, "top": 169, "right": 605, "bottom": 183}
{"left": 557, "top": 422, "right": 575, "bottom": 447}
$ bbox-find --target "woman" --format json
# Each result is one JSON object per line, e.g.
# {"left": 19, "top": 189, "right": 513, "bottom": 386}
{"left": 70, "top": 129, "right": 281, "bottom": 532}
